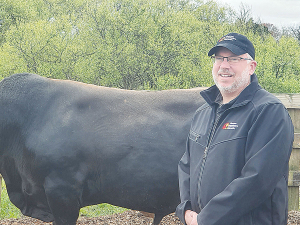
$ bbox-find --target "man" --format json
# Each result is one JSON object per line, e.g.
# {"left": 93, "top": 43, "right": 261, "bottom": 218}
{"left": 175, "top": 33, "right": 294, "bottom": 225}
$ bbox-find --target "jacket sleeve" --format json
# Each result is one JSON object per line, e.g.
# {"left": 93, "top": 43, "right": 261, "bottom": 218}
{"left": 176, "top": 138, "right": 192, "bottom": 225}
{"left": 197, "top": 103, "right": 294, "bottom": 225}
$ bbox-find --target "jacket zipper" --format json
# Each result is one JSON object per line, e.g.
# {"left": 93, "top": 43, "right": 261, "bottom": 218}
{"left": 197, "top": 109, "right": 222, "bottom": 210}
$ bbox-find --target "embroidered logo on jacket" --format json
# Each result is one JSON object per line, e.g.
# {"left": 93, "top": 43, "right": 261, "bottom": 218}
{"left": 222, "top": 122, "right": 238, "bottom": 130}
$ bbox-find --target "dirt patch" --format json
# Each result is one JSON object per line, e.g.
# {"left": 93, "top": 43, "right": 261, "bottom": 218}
{"left": 0, "top": 210, "right": 299, "bottom": 224}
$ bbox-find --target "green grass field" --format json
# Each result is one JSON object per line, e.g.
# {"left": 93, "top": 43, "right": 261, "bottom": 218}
{"left": 0, "top": 179, "right": 127, "bottom": 220}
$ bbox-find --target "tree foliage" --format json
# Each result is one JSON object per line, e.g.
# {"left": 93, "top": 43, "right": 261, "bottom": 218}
{"left": 0, "top": 0, "right": 299, "bottom": 92}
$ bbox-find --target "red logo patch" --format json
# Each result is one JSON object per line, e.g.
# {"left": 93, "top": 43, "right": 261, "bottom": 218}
{"left": 222, "top": 122, "right": 238, "bottom": 130}
{"left": 222, "top": 122, "right": 230, "bottom": 129}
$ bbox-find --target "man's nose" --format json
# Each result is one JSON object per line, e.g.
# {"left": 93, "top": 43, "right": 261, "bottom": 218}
{"left": 220, "top": 58, "right": 231, "bottom": 68}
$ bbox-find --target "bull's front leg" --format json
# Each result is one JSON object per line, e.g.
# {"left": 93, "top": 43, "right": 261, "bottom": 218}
{"left": 44, "top": 174, "right": 82, "bottom": 225}
{"left": 152, "top": 213, "right": 164, "bottom": 225}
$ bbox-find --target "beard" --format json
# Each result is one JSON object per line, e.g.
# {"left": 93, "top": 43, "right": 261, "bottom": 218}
{"left": 212, "top": 67, "right": 250, "bottom": 94}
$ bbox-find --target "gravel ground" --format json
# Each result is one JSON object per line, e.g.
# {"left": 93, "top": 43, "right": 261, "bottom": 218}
{"left": 0, "top": 210, "right": 299, "bottom": 224}
{"left": 288, "top": 211, "right": 300, "bottom": 225}
{"left": 0, "top": 211, "right": 181, "bottom": 225}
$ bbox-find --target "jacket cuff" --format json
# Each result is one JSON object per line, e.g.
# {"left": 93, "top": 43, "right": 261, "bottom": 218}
{"left": 175, "top": 200, "right": 192, "bottom": 225}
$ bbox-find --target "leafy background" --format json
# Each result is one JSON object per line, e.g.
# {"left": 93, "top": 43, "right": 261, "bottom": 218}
{"left": 0, "top": 0, "right": 300, "bottom": 92}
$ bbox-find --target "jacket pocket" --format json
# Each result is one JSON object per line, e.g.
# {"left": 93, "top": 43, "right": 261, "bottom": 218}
{"left": 189, "top": 130, "right": 207, "bottom": 147}
{"left": 189, "top": 130, "right": 206, "bottom": 148}
{"left": 189, "top": 130, "right": 201, "bottom": 142}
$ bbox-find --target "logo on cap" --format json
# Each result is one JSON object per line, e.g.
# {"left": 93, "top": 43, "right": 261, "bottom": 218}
{"left": 218, "top": 35, "right": 236, "bottom": 43}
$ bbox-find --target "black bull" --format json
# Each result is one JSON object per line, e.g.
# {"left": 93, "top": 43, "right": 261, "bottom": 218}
{"left": 0, "top": 73, "right": 206, "bottom": 225}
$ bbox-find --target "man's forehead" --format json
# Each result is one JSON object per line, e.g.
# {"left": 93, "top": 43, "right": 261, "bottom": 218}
{"left": 215, "top": 47, "right": 245, "bottom": 57}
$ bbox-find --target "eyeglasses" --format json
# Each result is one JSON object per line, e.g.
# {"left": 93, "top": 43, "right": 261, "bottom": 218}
{"left": 211, "top": 56, "right": 252, "bottom": 64}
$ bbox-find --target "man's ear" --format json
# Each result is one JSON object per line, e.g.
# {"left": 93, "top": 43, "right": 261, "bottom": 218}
{"left": 249, "top": 60, "right": 257, "bottom": 75}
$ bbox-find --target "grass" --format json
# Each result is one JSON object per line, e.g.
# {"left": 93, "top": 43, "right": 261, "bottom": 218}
{"left": 0, "top": 180, "right": 22, "bottom": 219}
{"left": 0, "top": 179, "right": 127, "bottom": 220}
{"left": 79, "top": 203, "right": 127, "bottom": 217}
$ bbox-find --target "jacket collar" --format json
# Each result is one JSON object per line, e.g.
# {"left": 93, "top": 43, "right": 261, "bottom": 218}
{"left": 200, "top": 73, "right": 262, "bottom": 108}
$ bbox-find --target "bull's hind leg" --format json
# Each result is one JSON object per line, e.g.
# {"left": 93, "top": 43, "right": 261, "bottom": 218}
{"left": 44, "top": 176, "right": 81, "bottom": 225}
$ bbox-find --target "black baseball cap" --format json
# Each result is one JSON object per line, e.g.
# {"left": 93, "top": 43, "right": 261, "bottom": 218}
{"left": 208, "top": 33, "right": 255, "bottom": 60}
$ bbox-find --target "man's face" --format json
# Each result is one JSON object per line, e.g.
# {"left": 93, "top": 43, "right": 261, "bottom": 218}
{"left": 212, "top": 47, "right": 257, "bottom": 96}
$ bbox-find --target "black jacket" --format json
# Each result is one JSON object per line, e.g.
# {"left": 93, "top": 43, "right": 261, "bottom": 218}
{"left": 176, "top": 74, "right": 294, "bottom": 225}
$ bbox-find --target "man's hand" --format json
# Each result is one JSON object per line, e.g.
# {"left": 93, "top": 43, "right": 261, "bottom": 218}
{"left": 185, "top": 210, "right": 198, "bottom": 225}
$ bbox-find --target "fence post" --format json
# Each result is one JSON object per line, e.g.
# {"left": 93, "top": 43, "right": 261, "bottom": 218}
{"left": 288, "top": 132, "right": 300, "bottom": 210}
{"left": 0, "top": 174, "right": 2, "bottom": 210}
{"left": 273, "top": 93, "right": 300, "bottom": 211}
{"left": 289, "top": 171, "right": 300, "bottom": 210}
